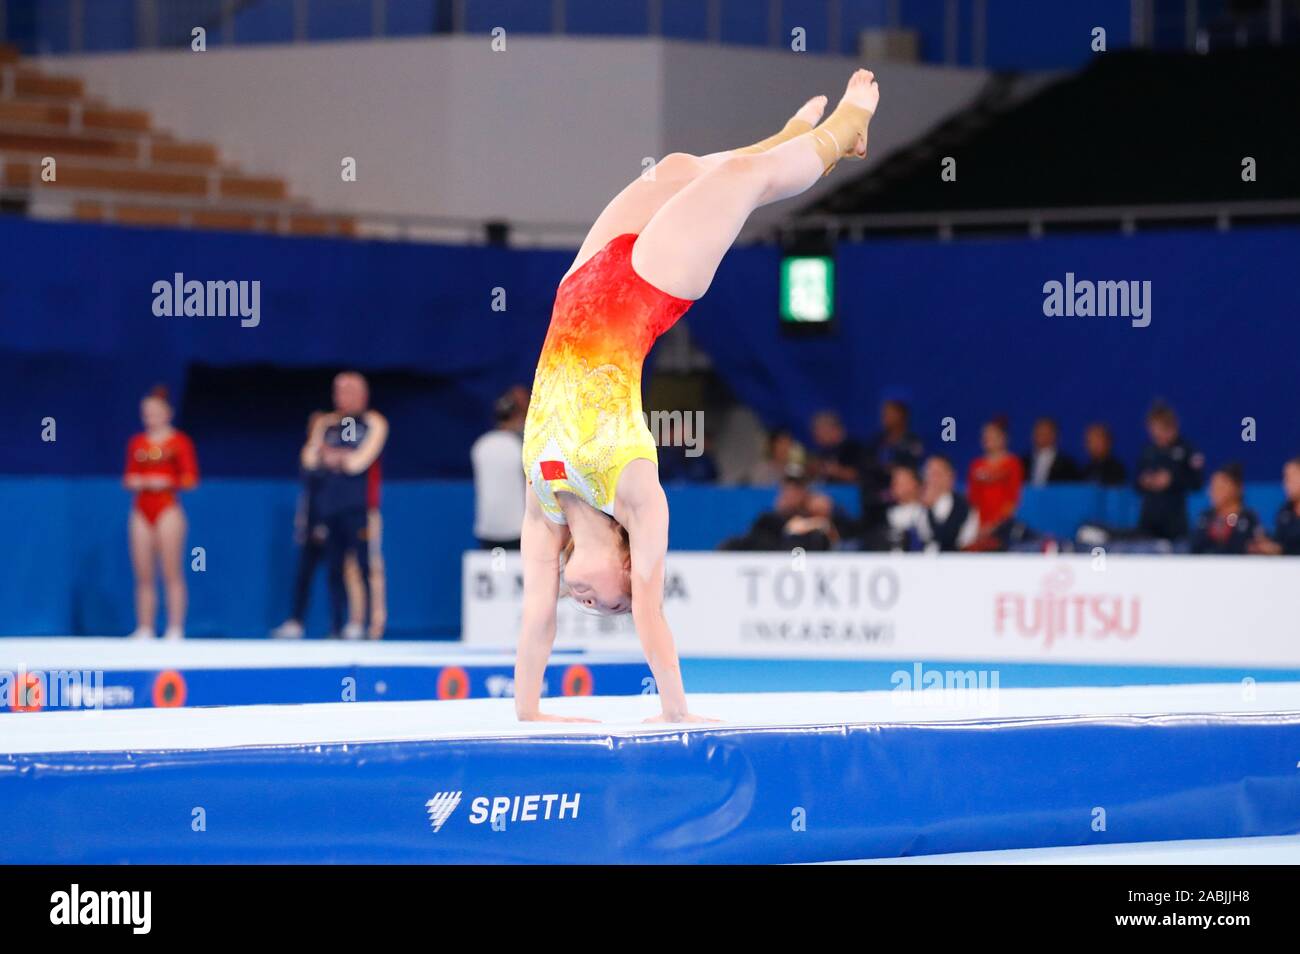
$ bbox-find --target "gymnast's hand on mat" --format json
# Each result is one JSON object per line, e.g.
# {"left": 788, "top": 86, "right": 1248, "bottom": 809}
{"left": 643, "top": 711, "right": 722, "bottom": 724}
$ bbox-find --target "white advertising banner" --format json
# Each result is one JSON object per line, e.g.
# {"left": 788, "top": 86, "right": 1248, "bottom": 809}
{"left": 462, "top": 551, "right": 1300, "bottom": 667}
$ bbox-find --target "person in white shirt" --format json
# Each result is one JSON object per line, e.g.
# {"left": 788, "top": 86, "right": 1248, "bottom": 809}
{"left": 471, "top": 387, "right": 529, "bottom": 549}
{"left": 921, "top": 455, "right": 981, "bottom": 551}
{"left": 885, "top": 464, "right": 928, "bottom": 550}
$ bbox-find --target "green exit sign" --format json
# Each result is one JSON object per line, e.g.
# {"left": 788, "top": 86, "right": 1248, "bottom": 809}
{"left": 780, "top": 255, "right": 835, "bottom": 324}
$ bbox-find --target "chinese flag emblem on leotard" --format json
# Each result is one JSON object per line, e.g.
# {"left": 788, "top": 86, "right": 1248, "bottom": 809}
{"left": 540, "top": 460, "right": 567, "bottom": 481}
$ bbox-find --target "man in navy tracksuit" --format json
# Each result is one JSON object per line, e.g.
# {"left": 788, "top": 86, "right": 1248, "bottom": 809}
{"left": 307, "top": 373, "right": 389, "bottom": 639}
{"left": 1135, "top": 402, "right": 1204, "bottom": 541}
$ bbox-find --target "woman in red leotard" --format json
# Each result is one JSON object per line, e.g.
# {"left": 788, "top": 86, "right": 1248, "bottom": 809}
{"left": 514, "top": 70, "right": 880, "bottom": 723}
{"left": 123, "top": 385, "right": 200, "bottom": 640}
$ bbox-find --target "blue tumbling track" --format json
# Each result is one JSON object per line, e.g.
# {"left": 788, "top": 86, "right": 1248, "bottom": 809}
{"left": 3, "top": 696, "right": 1299, "bottom": 863}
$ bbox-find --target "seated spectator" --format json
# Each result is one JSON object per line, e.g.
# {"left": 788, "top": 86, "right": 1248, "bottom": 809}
{"left": 882, "top": 464, "right": 927, "bottom": 551}
{"left": 808, "top": 409, "right": 866, "bottom": 484}
{"left": 1021, "top": 416, "right": 1080, "bottom": 486}
{"left": 1191, "top": 464, "right": 1259, "bottom": 555}
{"left": 719, "top": 467, "right": 851, "bottom": 551}
{"left": 860, "top": 398, "right": 925, "bottom": 530}
{"left": 786, "top": 491, "right": 850, "bottom": 550}
{"left": 1135, "top": 401, "right": 1204, "bottom": 540}
{"left": 1080, "top": 422, "right": 1127, "bottom": 486}
{"left": 1249, "top": 456, "right": 1300, "bottom": 556}
{"left": 921, "top": 454, "right": 980, "bottom": 552}
{"left": 748, "top": 429, "right": 806, "bottom": 485}
{"left": 966, "top": 416, "right": 1024, "bottom": 551}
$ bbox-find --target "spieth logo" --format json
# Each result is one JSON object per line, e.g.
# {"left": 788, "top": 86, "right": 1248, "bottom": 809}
{"left": 425, "top": 791, "right": 581, "bottom": 833}
{"left": 993, "top": 566, "right": 1140, "bottom": 649}
{"left": 425, "top": 791, "right": 463, "bottom": 832}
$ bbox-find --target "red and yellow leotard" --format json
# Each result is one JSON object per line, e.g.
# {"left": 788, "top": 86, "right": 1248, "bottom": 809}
{"left": 522, "top": 233, "right": 693, "bottom": 522}
{"left": 125, "top": 430, "right": 199, "bottom": 524}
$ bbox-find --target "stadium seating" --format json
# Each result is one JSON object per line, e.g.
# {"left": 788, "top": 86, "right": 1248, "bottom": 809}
{"left": 0, "top": 43, "right": 351, "bottom": 235}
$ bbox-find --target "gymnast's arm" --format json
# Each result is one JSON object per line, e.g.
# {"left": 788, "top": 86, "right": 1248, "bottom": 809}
{"left": 514, "top": 489, "right": 594, "bottom": 722}
{"left": 620, "top": 462, "right": 716, "bottom": 724}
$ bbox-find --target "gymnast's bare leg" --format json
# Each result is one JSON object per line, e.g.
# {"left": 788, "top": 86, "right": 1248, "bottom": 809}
{"left": 561, "top": 96, "right": 831, "bottom": 283}
{"left": 632, "top": 69, "right": 879, "bottom": 301}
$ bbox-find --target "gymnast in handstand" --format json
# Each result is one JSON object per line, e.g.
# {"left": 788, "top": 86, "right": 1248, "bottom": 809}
{"left": 516, "top": 69, "right": 881, "bottom": 722}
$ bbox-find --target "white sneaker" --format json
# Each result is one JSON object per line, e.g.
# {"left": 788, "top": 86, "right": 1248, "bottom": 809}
{"left": 270, "top": 619, "right": 305, "bottom": 639}
{"left": 162, "top": 627, "right": 185, "bottom": 641}
{"left": 341, "top": 622, "right": 365, "bottom": 641}
{"left": 128, "top": 627, "right": 156, "bottom": 640}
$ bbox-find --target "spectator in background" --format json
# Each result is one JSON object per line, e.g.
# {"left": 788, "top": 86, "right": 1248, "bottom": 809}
{"left": 921, "top": 454, "right": 980, "bottom": 552}
{"left": 124, "top": 385, "right": 199, "bottom": 640}
{"left": 471, "top": 386, "right": 528, "bottom": 550}
{"left": 860, "top": 398, "right": 925, "bottom": 530}
{"left": 1080, "top": 422, "right": 1127, "bottom": 486}
{"left": 865, "top": 399, "right": 925, "bottom": 471}
{"left": 1191, "top": 464, "right": 1259, "bottom": 555}
{"left": 882, "top": 464, "right": 927, "bottom": 551}
{"left": 966, "top": 416, "right": 1023, "bottom": 551}
{"left": 1021, "top": 416, "right": 1080, "bottom": 486}
{"left": 1249, "top": 456, "right": 1300, "bottom": 556}
{"left": 1135, "top": 401, "right": 1204, "bottom": 541}
{"left": 303, "top": 372, "right": 389, "bottom": 639}
{"left": 809, "top": 409, "right": 866, "bottom": 484}
{"left": 720, "top": 466, "right": 851, "bottom": 551}
{"left": 748, "top": 429, "right": 806, "bottom": 485}
{"left": 657, "top": 414, "right": 719, "bottom": 483}
{"left": 271, "top": 410, "right": 336, "bottom": 640}
{"left": 786, "top": 491, "right": 851, "bottom": 551}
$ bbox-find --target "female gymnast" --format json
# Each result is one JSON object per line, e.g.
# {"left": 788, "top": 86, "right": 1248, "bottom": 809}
{"left": 123, "top": 385, "right": 199, "bottom": 640}
{"left": 515, "top": 69, "right": 880, "bottom": 722}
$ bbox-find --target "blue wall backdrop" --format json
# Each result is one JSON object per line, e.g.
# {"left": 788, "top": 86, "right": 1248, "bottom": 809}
{"left": 3, "top": 218, "right": 1298, "bottom": 485}
{"left": 3, "top": 216, "right": 1297, "bottom": 636}
{"left": 691, "top": 227, "right": 1300, "bottom": 482}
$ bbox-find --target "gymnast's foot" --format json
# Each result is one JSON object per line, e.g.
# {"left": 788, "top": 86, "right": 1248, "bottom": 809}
{"left": 811, "top": 69, "right": 879, "bottom": 168}
{"left": 792, "top": 94, "right": 828, "bottom": 128}
{"left": 838, "top": 68, "right": 879, "bottom": 158}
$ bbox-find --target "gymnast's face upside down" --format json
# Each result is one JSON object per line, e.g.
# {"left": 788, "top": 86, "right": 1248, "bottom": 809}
{"left": 560, "top": 518, "right": 632, "bottom": 616}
